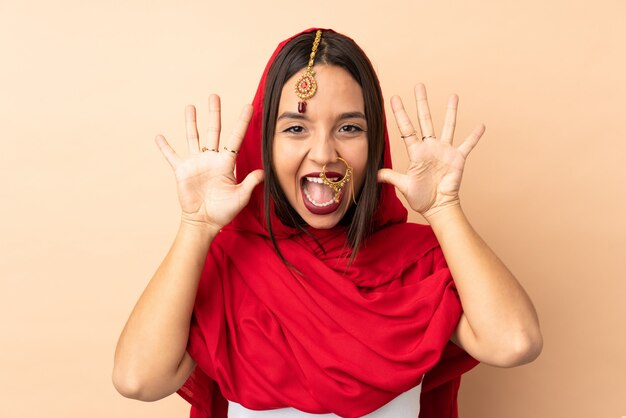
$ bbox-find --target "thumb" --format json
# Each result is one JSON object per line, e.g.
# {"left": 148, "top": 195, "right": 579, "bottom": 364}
{"left": 238, "top": 169, "right": 265, "bottom": 198}
{"left": 155, "top": 135, "right": 181, "bottom": 169}
{"left": 377, "top": 168, "right": 404, "bottom": 190}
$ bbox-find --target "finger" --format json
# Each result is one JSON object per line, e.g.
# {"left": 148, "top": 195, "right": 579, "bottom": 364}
{"left": 155, "top": 135, "right": 181, "bottom": 169}
{"left": 440, "top": 94, "right": 458, "bottom": 145}
{"left": 457, "top": 124, "right": 486, "bottom": 158}
{"left": 222, "top": 104, "right": 253, "bottom": 157}
{"left": 206, "top": 94, "right": 221, "bottom": 151}
{"left": 390, "top": 95, "right": 420, "bottom": 148}
{"left": 237, "top": 169, "right": 265, "bottom": 201}
{"left": 377, "top": 168, "right": 407, "bottom": 194}
{"left": 185, "top": 105, "right": 200, "bottom": 154}
{"left": 414, "top": 83, "right": 435, "bottom": 139}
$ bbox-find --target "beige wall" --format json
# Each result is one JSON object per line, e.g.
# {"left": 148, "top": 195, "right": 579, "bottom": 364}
{"left": 1, "top": 0, "right": 624, "bottom": 417}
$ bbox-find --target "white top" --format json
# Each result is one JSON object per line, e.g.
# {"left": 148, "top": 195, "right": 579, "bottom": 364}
{"left": 227, "top": 382, "right": 421, "bottom": 418}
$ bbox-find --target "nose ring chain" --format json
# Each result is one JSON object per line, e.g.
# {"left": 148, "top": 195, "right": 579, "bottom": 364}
{"left": 320, "top": 157, "right": 357, "bottom": 205}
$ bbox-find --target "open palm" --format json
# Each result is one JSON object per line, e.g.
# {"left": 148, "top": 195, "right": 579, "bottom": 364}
{"left": 378, "top": 84, "right": 485, "bottom": 218}
{"left": 155, "top": 95, "right": 264, "bottom": 230}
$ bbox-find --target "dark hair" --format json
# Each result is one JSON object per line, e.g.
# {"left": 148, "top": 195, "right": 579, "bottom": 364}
{"left": 262, "top": 30, "right": 385, "bottom": 263}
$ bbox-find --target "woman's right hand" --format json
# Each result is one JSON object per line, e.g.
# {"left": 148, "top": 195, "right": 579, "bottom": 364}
{"left": 154, "top": 94, "right": 264, "bottom": 231}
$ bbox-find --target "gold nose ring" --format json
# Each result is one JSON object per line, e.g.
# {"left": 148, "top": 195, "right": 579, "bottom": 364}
{"left": 320, "top": 157, "right": 357, "bottom": 205}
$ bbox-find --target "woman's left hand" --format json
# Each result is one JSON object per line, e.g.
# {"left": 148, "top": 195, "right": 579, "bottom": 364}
{"left": 378, "top": 83, "right": 485, "bottom": 219}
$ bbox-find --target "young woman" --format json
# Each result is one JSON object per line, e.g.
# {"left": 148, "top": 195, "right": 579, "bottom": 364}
{"left": 113, "top": 28, "right": 542, "bottom": 418}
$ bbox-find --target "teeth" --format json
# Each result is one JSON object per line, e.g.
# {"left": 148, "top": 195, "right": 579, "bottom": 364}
{"left": 303, "top": 187, "right": 338, "bottom": 207}
{"left": 301, "top": 176, "right": 344, "bottom": 207}
{"left": 304, "top": 176, "right": 339, "bottom": 184}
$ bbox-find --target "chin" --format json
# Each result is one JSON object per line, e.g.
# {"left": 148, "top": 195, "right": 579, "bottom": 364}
{"left": 301, "top": 213, "right": 343, "bottom": 230}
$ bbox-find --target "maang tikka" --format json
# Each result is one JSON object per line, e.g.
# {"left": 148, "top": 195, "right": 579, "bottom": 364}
{"left": 294, "top": 30, "right": 323, "bottom": 113}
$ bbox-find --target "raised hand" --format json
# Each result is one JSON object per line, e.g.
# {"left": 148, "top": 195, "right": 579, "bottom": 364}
{"left": 378, "top": 84, "right": 485, "bottom": 219}
{"left": 154, "top": 95, "right": 264, "bottom": 231}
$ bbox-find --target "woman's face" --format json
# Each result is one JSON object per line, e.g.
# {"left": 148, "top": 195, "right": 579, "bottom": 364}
{"left": 273, "top": 64, "right": 368, "bottom": 230}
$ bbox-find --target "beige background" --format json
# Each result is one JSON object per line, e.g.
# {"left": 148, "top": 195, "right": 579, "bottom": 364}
{"left": 1, "top": 0, "right": 624, "bottom": 417}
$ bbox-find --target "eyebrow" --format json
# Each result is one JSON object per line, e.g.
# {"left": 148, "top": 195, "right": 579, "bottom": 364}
{"left": 276, "top": 111, "right": 366, "bottom": 122}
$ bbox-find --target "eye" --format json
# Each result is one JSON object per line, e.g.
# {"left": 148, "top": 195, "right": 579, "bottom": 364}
{"left": 282, "top": 125, "right": 305, "bottom": 134}
{"left": 339, "top": 124, "right": 365, "bottom": 134}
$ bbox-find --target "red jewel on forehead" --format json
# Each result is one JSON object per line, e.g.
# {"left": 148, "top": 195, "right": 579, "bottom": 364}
{"left": 294, "top": 73, "right": 316, "bottom": 114}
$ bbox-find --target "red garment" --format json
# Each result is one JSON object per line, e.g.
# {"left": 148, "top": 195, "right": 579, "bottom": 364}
{"left": 177, "top": 28, "right": 478, "bottom": 418}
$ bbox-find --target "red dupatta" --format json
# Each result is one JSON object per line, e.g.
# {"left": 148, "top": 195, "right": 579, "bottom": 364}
{"left": 177, "top": 28, "right": 478, "bottom": 418}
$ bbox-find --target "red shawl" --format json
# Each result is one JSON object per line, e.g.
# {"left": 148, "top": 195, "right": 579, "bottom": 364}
{"left": 177, "top": 28, "right": 478, "bottom": 418}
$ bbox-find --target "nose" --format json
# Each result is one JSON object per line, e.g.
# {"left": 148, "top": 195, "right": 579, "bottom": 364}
{"left": 308, "top": 132, "right": 338, "bottom": 167}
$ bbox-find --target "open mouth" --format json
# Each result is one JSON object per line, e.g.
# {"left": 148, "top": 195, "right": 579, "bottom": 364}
{"left": 300, "top": 171, "right": 345, "bottom": 215}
